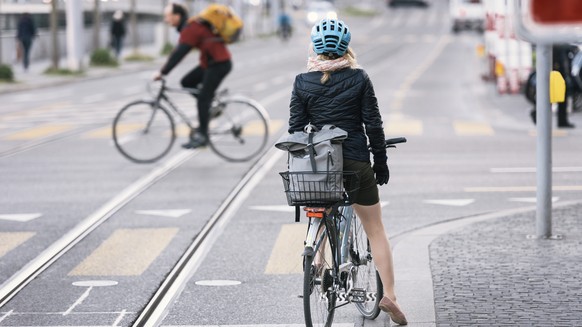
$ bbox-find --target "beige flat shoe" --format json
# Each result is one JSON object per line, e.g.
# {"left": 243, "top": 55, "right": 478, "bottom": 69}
{"left": 379, "top": 296, "right": 408, "bottom": 325}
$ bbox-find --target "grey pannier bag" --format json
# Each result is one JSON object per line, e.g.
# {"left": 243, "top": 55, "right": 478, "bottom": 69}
{"left": 276, "top": 124, "right": 348, "bottom": 206}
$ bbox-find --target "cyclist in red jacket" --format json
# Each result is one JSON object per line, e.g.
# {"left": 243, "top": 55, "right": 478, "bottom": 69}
{"left": 154, "top": 3, "right": 232, "bottom": 149}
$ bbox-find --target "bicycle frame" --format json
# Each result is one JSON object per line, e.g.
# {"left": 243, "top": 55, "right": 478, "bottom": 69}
{"left": 150, "top": 80, "right": 252, "bottom": 133}
{"left": 150, "top": 81, "right": 196, "bottom": 131}
{"left": 303, "top": 203, "right": 354, "bottom": 276}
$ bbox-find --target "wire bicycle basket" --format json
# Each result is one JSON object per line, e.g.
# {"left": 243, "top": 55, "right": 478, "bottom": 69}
{"left": 279, "top": 171, "right": 360, "bottom": 206}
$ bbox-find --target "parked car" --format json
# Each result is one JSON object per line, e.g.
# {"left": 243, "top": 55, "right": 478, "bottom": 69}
{"left": 449, "top": 0, "right": 485, "bottom": 33}
{"left": 387, "top": 0, "right": 429, "bottom": 8}
{"left": 306, "top": 1, "right": 337, "bottom": 25}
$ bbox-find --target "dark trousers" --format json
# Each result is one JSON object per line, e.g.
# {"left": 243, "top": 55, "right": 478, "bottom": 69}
{"left": 111, "top": 36, "right": 123, "bottom": 58}
{"left": 557, "top": 99, "right": 570, "bottom": 126}
{"left": 19, "top": 39, "right": 32, "bottom": 70}
{"left": 180, "top": 60, "right": 232, "bottom": 135}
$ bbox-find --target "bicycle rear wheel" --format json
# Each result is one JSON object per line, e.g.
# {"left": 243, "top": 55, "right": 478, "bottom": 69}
{"left": 207, "top": 98, "right": 268, "bottom": 162}
{"left": 350, "top": 211, "right": 383, "bottom": 319}
{"left": 304, "top": 245, "right": 336, "bottom": 327}
{"left": 112, "top": 100, "right": 175, "bottom": 164}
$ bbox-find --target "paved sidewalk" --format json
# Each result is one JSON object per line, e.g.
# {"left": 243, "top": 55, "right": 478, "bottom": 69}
{"left": 0, "top": 44, "right": 163, "bottom": 95}
{"left": 391, "top": 201, "right": 582, "bottom": 327}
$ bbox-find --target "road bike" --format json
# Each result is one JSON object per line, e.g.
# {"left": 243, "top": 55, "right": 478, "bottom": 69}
{"left": 112, "top": 79, "right": 269, "bottom": 163}
{"left": 279, "top": 137, "right": 407, "bottom": 327}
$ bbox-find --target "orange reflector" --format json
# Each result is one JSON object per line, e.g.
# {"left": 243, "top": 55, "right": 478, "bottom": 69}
{"left": 306, "top": 212, "right": 324, "bottom": 218}
{"left": 304, "top": 207, "right": 325, "bottom": 218}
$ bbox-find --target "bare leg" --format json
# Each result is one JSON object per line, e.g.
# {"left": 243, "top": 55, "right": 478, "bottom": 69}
{"left": 352, "top": 202, "right": 398, "bottom": 303}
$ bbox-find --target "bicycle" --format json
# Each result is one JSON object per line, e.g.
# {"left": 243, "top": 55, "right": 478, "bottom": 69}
{"left": 112, "top": 78, "right": 270, "bottom": 163}
{"left": 279, "top": 137, "right": 407, "bottom": 327}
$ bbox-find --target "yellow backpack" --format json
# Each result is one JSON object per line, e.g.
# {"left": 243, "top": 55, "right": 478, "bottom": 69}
{"left": 195, "top": 4, "right": 243, "bottom": 44}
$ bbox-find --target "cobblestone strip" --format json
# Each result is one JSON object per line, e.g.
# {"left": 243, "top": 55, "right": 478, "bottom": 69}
{"left": 430, "top": 204, "right": 582, "bottom": 327}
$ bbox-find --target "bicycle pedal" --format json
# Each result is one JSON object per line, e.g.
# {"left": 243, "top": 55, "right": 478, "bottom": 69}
{"left": 349, "top": 288, "right": 367, "bottom": 303}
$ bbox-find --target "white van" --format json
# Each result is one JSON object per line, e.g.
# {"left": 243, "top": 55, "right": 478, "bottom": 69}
{"left": 449, "top": 0, "right": 485, "bottom": 33}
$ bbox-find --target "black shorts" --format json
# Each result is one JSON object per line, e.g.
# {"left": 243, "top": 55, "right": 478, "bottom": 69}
{"left": 344, "top": 159, "right": 379, "bottom": 206}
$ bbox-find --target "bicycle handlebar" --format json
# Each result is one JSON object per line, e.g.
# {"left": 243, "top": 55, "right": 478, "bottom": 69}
{"left": 385, "top": 137, "right": 407, "bottom": 147}
{"left": 368, "top": 137, "right": 407, "bottom": 151}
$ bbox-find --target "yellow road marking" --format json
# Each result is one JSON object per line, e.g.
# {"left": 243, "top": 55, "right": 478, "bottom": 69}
{"left": 453, "top": 121, "right": 494, "bottom": 136}
{"left": 85, "top": 123, "right": 145, "bottom": 139}
{"left": 265, "top": 224, "right": 306, "bottom": 274}
{"left": 241, "top": 120, "right": 270, "bottom": 136}
{"left": 84, "top": 127, "right": 112, "bottom": 138}
{"left": 4, "top": 124, "right": 72, "bottom": 140}
{"left": 390, "top": 35, "right": 450, "bottom": 111}
{"left": 465, "top": 185, "right": 582, "bottom": 192}
{"left": 268, "top": 119, "right": 284, "bottom": 134}
{"left": 175, "top": 124, "right": 191, "bottom": 138}
{"left": 385, "top": 120, "right": 423, "bottom": 136}
{"left": 0, "top": 232, "right": 35, "bottom": 258}
{"left": 69, "top": 228, "right": 178, "bottom": 276}
{"left": 529, "top": 129, "right": 568, "bottom": 137}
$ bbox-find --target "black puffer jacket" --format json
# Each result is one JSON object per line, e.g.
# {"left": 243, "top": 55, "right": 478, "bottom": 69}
{"left": 288, "top": 68, "right": 387, "bottom": 164}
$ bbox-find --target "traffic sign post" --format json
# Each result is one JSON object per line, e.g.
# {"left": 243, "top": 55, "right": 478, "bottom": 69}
{"left": 514, "top": 0, "right": 582, "bottom": 239}
{"left": 534, "top": 44, "right": 553, "bottom": 239}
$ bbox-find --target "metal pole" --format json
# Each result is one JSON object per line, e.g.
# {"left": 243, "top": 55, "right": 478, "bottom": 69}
{"left": 50, "top": 0, "right": 59, "bottom": 70}
{"left": 0, "top": 0, "right": 3, "bottom": 65}
{"left": 535, "top": 44, "right": 552, "bottom": 238}
{"left": 66, "top": 0, "right": 84, "bottom": 71}
{"left": 130, "top": 0, "right": 138, "bottom": 54}
{"left": 93, "top": 0, "right": 101, "bottom": 50}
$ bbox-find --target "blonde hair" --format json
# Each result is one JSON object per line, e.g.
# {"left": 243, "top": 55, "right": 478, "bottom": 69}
{"left": 319, "top": 48, "right": 358, "bottom": 84}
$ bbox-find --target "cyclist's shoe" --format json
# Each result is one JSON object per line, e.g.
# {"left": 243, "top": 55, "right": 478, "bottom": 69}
{"left": 379, "top": 296, "right": 408, "bottom": 325}
{"left": 182, "top": 132, "right": 208, "bottom": 149}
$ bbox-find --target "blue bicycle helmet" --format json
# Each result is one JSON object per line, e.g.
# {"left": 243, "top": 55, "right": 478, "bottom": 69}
{"left": 311, "top": 19, "right": 351, "bottom": 58}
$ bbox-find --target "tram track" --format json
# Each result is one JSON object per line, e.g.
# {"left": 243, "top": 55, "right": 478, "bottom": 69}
{"left": 0, "top": 135, "right": 283, "bottom": 326}
{"left": 0, "top": 149, "right": 199, "bottom": 307}
{"left": 132, "top": 146, "right": 283, "bottom": 327}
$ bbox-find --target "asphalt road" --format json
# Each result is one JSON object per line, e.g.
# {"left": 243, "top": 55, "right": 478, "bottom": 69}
{"left": 1, "top": 1, "right": 582, "bottom": 326}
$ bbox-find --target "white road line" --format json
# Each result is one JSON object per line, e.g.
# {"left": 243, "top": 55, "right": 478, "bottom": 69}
{"left": 491, "top": 167, "right": 582, "bottom": 173}
{"left": 63, "top": 286, "right": 93, "bottom": 316}
{"left": 509, "top": 197, "right": 559, "bottom": 203}
{"left": 135, "top": 209, "right": 192, "bottom": 218}
{"left": 112, "top": 309, "right": 128, "bottom": 327}
{"left": 0, "top": 310, "right": 13, "bottom": 323}
{"left": 0, "top": 213, "right": 42, "bottom": 222}
{"left": 424, "top": 199, "right": 475, "bottom": 207}
{"left": 0, "top": 150, "right": 196, "bottom": 307}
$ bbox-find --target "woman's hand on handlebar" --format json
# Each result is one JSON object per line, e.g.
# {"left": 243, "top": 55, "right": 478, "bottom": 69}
{"left": 152, "top": 71, "right": 164, "bottom": 81}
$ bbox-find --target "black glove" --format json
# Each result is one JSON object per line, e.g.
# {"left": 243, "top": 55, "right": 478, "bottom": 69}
{"left": 373, "top": 163, "right": 389, "bottom": 185}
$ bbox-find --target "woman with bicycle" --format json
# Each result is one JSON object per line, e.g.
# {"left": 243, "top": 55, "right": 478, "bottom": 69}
{"left": 288, "top": 19, "right": 408, "bottom": 325}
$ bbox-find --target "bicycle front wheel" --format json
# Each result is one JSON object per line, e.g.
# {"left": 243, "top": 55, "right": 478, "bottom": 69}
{"left": 207, "top": 97, "right": 269, "bottom": 162}
{"left": 350, "top": 212, "right": 383, "bottom": 319}
{"left": 304, "top": 247, "right": 336, "bottom": 327}
{"left": 112, "top": 100, "right": 175, "bottom": 164}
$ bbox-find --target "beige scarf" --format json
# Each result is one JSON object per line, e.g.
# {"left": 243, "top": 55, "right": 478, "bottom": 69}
{"left": 307, "top": 56, "right": 353, "bottom": 73}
